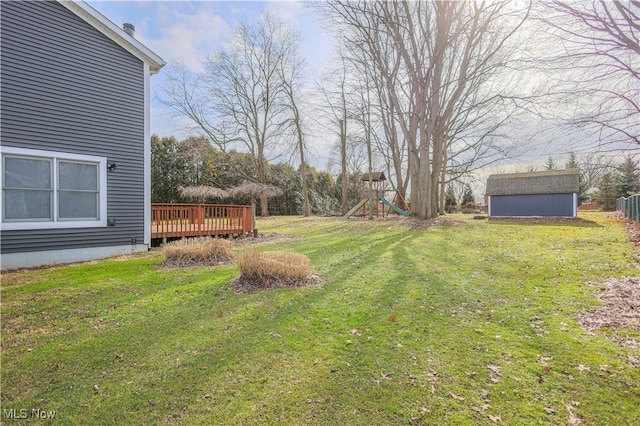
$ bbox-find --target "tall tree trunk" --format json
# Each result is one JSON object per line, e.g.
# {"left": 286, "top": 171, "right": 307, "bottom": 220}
{"left": 294, "top": 109, "right": 310, "bottom": 217}
{"left": 417, "top": 115, "right": 432, "bottom": 219}
{"left": 439, "top": 146, "right": 448, "bottom": 214}
{"left": 364, "top": 73, "right": 374, "bottom": 220}
{"left": 340, "top": 118, "right": 348, "bottom": 215}
{"left": 256, "top": 149, "right": 269, "bottom": 216}
{"left": 299, "top": 144, "right": 310, "bottom": 217}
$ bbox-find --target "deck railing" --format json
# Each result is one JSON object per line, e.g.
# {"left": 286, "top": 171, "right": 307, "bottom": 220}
{"left": 151, "top": 203, "right": 254, "bottom": 239}
{"left": 617, "top": 195, "right": 640, "bottom": 222}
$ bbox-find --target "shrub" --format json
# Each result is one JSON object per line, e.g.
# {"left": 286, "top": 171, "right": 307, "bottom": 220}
{"left": 236, "top": 248, "right": 310, "bottom": 282}
{"left": 162, "top": 237, "right": 233, "bottom": 265}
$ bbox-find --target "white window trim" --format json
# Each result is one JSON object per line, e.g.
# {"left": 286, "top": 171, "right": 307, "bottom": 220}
{"left": 1, "top": 146, "right": 107, "bottom": 230}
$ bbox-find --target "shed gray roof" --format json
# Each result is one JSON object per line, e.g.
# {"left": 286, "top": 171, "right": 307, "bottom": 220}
{"left": 486, "top": 169, "right": 580, "bottom": 196}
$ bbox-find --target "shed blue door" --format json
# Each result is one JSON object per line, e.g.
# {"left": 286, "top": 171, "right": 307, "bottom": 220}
{"left": 490, "top": 194, "right": 575, "bottom": 217}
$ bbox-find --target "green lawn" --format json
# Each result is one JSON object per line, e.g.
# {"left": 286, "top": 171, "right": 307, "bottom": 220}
{"left": 2, "top": 213, "right": 639, "bottom": 425}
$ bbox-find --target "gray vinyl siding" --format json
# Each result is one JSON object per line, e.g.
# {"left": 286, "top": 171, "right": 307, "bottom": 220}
{"left": 1, "top": 0, "right": 145, "bottom": 254}
{"left": 490, "top": 194, "right": 575, "bottom": 217}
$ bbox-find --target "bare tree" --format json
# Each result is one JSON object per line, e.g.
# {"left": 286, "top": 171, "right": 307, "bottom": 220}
{"left": 537, "top": 1, "right": 640, "bottom": 147}
{"left": 315, "top": 54, "right": 355, "bottom": 215}
{"left": 277, "top": 29, "right": 311, "bottom": 216}
{"left": 159, "top": 13, "right": 298, "bottom": 216}
{"left": 320, "top": 1, "right": 530, "bottom": 219}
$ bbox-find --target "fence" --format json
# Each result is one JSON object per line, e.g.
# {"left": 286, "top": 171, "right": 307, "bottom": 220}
{"left": 616, "top": 195, "right": 640, "bottom": 222}
{"left": 151, "top": 203, "right": 254, "bottom": 239}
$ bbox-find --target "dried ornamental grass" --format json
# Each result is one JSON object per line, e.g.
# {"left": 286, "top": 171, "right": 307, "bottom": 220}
{"left": 161, "top": 237, "right": 233, "bottom": 267}
{"left": 236, "top": 248, "right": 310, "bottom": 281}
{"left": 234, "top": 248, "right": 318, "bottom": 291}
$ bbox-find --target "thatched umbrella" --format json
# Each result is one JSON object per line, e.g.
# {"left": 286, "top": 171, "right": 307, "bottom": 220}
{"left": 179, "top": 185, "right": 229, "bottom": 204}
{"left": 229, "top": 182, "right": 283, "bottom": 218}
{"left": 229, "top": 182, "right": 282, "bottom": 200}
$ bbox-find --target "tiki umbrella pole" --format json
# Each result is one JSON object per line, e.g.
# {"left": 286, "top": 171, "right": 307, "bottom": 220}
{"left": 228, "top": 183, "right": 283, "bottom": 238}
{"left": 252, "top": 199, "right": 257, "bottom": 238}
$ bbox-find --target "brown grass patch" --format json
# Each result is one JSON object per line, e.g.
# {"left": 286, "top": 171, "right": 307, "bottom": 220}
{"left": 234, "top": 248, "right": 319, "bottom": 292}
{"left": 577, "top": 276, "right": 640, "bottom": 349}
{"left": 159, "top": 237, "right": 234, "bottom": 268}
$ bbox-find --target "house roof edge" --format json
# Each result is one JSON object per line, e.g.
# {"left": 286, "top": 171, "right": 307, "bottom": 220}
{"left": 58, "top": 0, "right": 165, "bottom": 74}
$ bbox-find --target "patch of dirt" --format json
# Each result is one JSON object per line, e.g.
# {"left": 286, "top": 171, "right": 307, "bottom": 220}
{"left": 577, "top": 277, "right": 640, "bottom": 350}
{"left": 233, "top": 273, "right": 323, "bottom": 293}
{"left": 398, "top": 217, "right": 459, "bottom": 229}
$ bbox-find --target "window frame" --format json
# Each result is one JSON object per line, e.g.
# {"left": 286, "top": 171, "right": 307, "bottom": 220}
{"left": 1, "top": 146, "right": 107, "bottom": 230}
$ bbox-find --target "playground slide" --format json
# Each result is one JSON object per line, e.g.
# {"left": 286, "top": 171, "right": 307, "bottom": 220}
{"left": 344, "top": 199, "right": 368, "bottom": 218}
{"left": 379, "top": 196, "right": 409, "bottom": 217}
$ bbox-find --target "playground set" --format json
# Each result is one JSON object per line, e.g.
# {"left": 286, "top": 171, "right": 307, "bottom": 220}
{"left": 344, "top": 172, "right": 410, "bottom": 218}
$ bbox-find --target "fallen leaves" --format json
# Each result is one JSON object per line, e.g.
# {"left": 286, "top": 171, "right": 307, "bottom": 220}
{"left": 566, "top": 402, "right": 583, "bottom": 425}
{"left": 471, "top": 403, "right": 491, "bottom": 412}
{"left": 380, "top": 372, "right": 393, "bottom": 380}
{"left": 486, "top": 364, "right": 501, "bottom": 384}
{"left": 577, "top": 276, "right": 640, "bottom": 349}
{"left": 576, "top": 364, "right": 591, "bottom": 372}
{"left": 628, "top": 355, "right": 640, "bottom": 368}
{"left": 486, "top": 364, "right": 501, "bottom": 375}
{"left": 530, "top": 316, "right": 548, "bottom": 335}
{"left": 488, "top": 414, "right": 502, "bottom": 423}
{"left": 448, "top": 391, "right": 465, "bottom": 401}
{"left": 426, "top": 370, "right": 439, "bottom": 394}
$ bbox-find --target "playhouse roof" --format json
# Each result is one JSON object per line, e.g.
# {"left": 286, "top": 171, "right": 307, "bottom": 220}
{"left": 361, "top": 172, "right": 386, "bottom": 182}
{"left": 486, "top": 169, "right": 580, "bottom": 196}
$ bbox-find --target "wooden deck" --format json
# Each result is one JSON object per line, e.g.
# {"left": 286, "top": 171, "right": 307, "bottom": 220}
{"left": 151, "top": 204, "right": 254, "bottom": 239}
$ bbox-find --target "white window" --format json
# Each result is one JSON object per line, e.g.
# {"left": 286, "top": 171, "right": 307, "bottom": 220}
{"left": 1, "top": 147, "right": 107, "bottom": 230}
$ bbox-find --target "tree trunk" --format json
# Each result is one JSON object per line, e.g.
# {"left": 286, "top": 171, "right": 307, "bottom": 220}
{"left": 340, "top": 119, "right": 348, "bottom": 215}
{"left": 295, "top": 112, "right": 310, "bottom": 217}
{"left": 439, "top": 147, "right": 448, "bottom": 214}
{"left": 260, "top": 193, "right": 268, "bottom": 216}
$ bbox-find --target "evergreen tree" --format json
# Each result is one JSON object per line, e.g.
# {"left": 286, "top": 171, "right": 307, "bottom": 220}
{"left": 445, "top": 185, "right": 458, "bottom": 207}
{"left": 544, "top": 156, "right": 557, "bottom": 171}
{"left": 178, "top": 136, "right": 218, "bottom": 187}
{"left": 593, "top": 172, "right": 617, "bottom": 211}
{"left": 565, "top": 152, "right": 579, "bottom": 169}
{"left": 565, "top": 152, "right": 589, "bottom": 204}
{"left": 614, "top": 156, "right": 639, "bottom": 197}
{"left": 151, "top": 135, "right": 186, "bottom": 202}
{"left": 461, "top": 184, "right": 475, "bottom": 205}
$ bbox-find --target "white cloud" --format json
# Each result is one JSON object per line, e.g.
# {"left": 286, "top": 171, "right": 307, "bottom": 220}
{"left": 264, "top": 0, "right": 304, "bottom": 24}
{"left": 136, "top": 4, "right": 231, "bottom": 72}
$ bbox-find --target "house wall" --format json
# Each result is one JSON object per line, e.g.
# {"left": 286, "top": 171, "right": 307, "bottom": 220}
{"left": 1, "top": 1, "right": 146, "bottom": 258}
{"left": 489, "top": 194, "right": 576, "bottom": 217}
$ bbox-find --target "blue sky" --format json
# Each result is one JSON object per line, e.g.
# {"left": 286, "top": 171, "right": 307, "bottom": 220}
{"left": 88, "top": 1, "right": 335, "bottom": 164}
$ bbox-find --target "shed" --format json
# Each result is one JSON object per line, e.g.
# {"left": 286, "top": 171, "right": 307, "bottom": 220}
{"left": 486, "top": 169, "right": 580, "bottom": 217}
{"left": 0, "top": 0, "right": 165, "bottom": 270}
